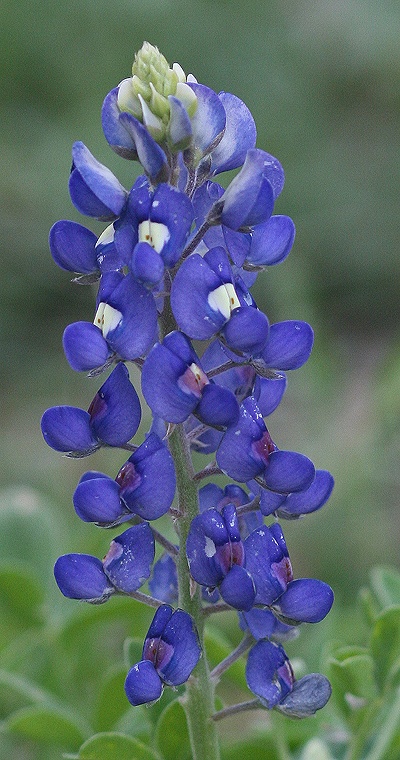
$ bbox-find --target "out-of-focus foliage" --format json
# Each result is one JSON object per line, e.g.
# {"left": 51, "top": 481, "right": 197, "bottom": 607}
{"left": 1, "top": 1, "right": 400, "bottom": 757}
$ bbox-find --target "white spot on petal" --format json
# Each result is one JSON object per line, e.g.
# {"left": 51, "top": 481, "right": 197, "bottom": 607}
{"left": 204, "top": 536, "right": 216, "bottom": 558}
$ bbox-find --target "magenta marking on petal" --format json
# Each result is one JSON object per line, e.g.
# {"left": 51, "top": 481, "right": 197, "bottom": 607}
{"left": 143, "top": 636, "right": 174, "bottom": 672}
{"left": 87, "top": 391, "right": 107, "bottom": 422}
{"left": 216, "top": 539, "right": 245, "bottom": 574}
{"left": 271, "top": 556, "right": 293, "bottom": 588}
{"left": 177, "top": 363, "right": 209, "bottom": 398}
{"left": 278, "top": 659, "right": 295, "bottom": 691}
{"left": 252, "top": 429, "right": 275, "bottom": 465}
{"left": 115, "top": 460, "right": 141, "bottom": 491}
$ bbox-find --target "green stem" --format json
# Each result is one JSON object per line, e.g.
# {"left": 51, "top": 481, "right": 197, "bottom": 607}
{"left": 168, "top": 425, "right": 221, "bottom": 760}
{"left": 159, "top": 285, "right": 220, "bottom": 760}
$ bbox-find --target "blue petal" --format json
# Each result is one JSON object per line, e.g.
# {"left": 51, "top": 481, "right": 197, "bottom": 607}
{"left": 101, "top": 87, "right": 138, "bottom": 160}
{"left": 186, "top": 512, "right": 226, "bottom": 587}
{"left": 171, "top": 253, "right": 225, "bottom": 339}
{"left": 70, "top": 142, "right": 127, "bottom": 219}
{"left": 216, "top": 398, "right": 268, "bottom": 482}
{"left": 146, "top": 604, "right": 174, "bottom": 640}
{"left": 168, "top": 95, "right": 193, "bottom": 150}
{"left": 222, "top": 307, "right": 269, "bottom": 355}
{"left": 218, "top": 149, "right": 277, "bottom": 230}
{"left": 272, "top": 579, "right": 334, "bottom": 624}
{"left": 244, "top": 526, "right": 291, "bottom": 605}
{"left": 118, "top": 434, "right": 176, "bottom": 520}
{"left": 248, "top": 215, "right": 295, "bottom": 266}
{"left": 220, "top": 565, "right": 255, "bottom": 611}
{"left": 149, "top": 184, "right": 194, "bottom": 267}
{"left": 253, "top": 375, "right": 287, "bottom": 416}
{"left": 103, "top": 522, "right": 155, "bottom": 593}
{"left": 130, "top": 242, "right": 165, "bottom": 286}
{"left": 73, "top": 473, "right": 123, "bottom": 523}
{"left": 49, "top": 221, "right": 98, "bottom": 274}
{"left": 276, "top": 674, "right": 332, "bottom": 717}
{"left": 149, "top": 553, "right": 178, "bottom": 604}
{"left": 261, "top": 321, "right": 314, "bottom": 371}
{"left": 196, "top": 383, "right": 239, "bottom": 428}
{"left": 246, "top": 640, "right": 294, "bottom": 708}
{"left": 63, "top": 322, "right": 111, "bottom": 372}
{"left": 210, "top": 92, "right": 257, "bottom": 175}
{"left": 158, "top": 609, "right": 201, "bottom": 686}
{"left": 118, "top": 113, "right": 169, "bottom": 183}
{"left": 263, "top": 450, "right": 316, "bottom": 493}
{"left": 41, "top": 406, "right": 98, "bottom": 455}
{"left": 125, "top": 660, "right": 163, "bottom": 706}
{"left": 277, "top": 470, "right": 334, "bottom": 518}
{"left": 89, "top": 363, "right": 141, "bottom": 446}
{"left": 54, "top": 554, "right": 113, "bottom": 602}
{"left": 240, "top": 607, "right": 296, "bottom": 641}
{"left": 187, "top": 83, "right": 226, "bottom": 160}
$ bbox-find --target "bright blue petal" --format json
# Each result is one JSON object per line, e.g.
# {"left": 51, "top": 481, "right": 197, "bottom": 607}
{"left": 54, "top": 554, "right": 113, "bottom": 602}
{"left": 277, "top": 470, "right": 334, "bottom": 518}
{"left": 49, "top": 221, "right": 98, "bottom": 274}
{"left": 220, "top": 565, "right": 255, "bottom": 611}
{"left": 210, "top": 92, "right": 256, "bottom": 175}
{"left": 88, "top": 363, "right": 141, "bottom": 446}
{"left": 41, "top": 406, "right": 98, "bottom": 455}
{"left": 118, "top": 113, "right": 168, "bottom": 183}
{"left": 248, "top": 215, "right": 295, "bottom": 266}
{"left": 263, "top": 450, "right": 316, "bottom": 493}
{"left": 261, "top": 321, "right": 314, "bottom": 371}
{"left": 63, "top": 322, "right": 111, "bottom": 372}
{"left": 272, "top": 579, "right": 334, "bottom": 624}
{"left": 158, "top": 609, "right": 201, "bottom": 686}
{"left": 125, "top": 660, "right": 163, "bottom": 706}
{"left": 103, "top": 523, "right": 155, "bottom": 593}
{"left": 246, "top": 640, "right": 294, "bottom": 708}
{"left": 70, "top": 141, "right": 127, "bottom": 219}
{"left": 73, "top": 474, "right": 123, "bottom": 523}
{"left": 101, "top": 87, "right": 138, "bottom": 160}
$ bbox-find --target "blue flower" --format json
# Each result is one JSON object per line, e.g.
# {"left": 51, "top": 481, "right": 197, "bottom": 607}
{"left": 124, "top": 605, "right": 201, "bottom": 706}
{"left": 54, "top": 522, "right": 155, "bottom": 602}
{"left": 216, "top": 396, "right": 316, "bottom": 491}
{"left": 73, "top": 433, "right": 176, "bottom": 524}
{"left": 186, "top": 504, "right": 256, "bottom": 611}
{"left": 246, "top": 640, "right": 294, "bottom": 708}
{"left": 41, "top": 363, "right": 141, "bottom": 455}
{"left": 141, "top": 331, "right": 239, "bottom": 426}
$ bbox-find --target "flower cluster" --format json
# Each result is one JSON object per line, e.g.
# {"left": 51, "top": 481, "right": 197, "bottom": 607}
{"left": 43, "top": 42, "right": 333, "bottom": 720}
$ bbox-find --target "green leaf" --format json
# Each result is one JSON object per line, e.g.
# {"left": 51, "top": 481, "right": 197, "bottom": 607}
{"left": 155, "top": 698, "right": 191, "bottom": 760}
{"left": 328, "top": 650, "right": 377, "bottom": 724}
{"left": 221, "top": 733, "right": 278, "bottom": 760}
{"left": 0, "top": 562, "right": 44, "bottom": 627}
{"left": 77, "top": 732, "right": 160, "bottom": 760}
{"left": 370, "top": 606, "right": 400, "bottom": 690}
{"left": 123, "top": 637, "right": 145, "bottom": 670}
{"left": 370, "top": 567, "right": 400, "bottom": 610}
{"left": 93, "top": 665, "right": 151, "bottom": 741}
{"left": 5, "top": 704, "right": 88, "bottom": 748}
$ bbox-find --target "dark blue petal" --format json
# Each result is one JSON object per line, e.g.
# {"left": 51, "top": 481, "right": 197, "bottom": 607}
{"left": 240, "top": 607, "right": 296, "bottom": 641}
{"left": 158, "top": 609, "right": 201, "bottom": 686}
{"left": 70, "top": 142, "right": 127, "bottom": 219}
{"left": 246, "top": 640, "right": 294, "bottom": 708}
{"left": 73, "top": 474, "right": 123, "bottom": 523}
{"left": 117, "top": 434, "right": 176, "bottom": 520}
{"left": 131, "top": 241, "right": 165, "bottom": 286}
{"left": 149, "top": 553, "right": 178, "bottom": 604}
{"left": 196, "top": 383, "right": 239, "bottom": 428}
{"left": 276, "top": 674, "right": 332, "bottom": 717}
{"left": 220, "top": 565, "right": 255, "bottom": 611}
{"left": 253, "top": 375, "right": 287, "bottom": 417}
{"left": 149, "top": 184, "right": 194, "bottom": 267}
{"left": 186, "top": 512, "right": 225, "bottom": 587}
{"left": 244, "top": 526, "right": 292, "bottom": 605}
{"left": 54, "top": 554, "right": 113, "bottom": 602}
{"left": 118, "top": 113, "right": 169, "bottom": 183}
{"left": 170, "top": 253, "right": 226, "bottom": 339}
{"left": 125, "top": 660, "right": 163, "bottom": 706}
{"left": 63, "top": 322, "right": 111, "bottom": 372}
{"left": 49, "top": 221, "right": 98, "bottom": 274}
{"left": 272, "top": 579, "right": 334, "bottom": 624}
{"left": 222, "top": 307, "right": 269, "bottom": 355}
{"left": 41, "top": 406, "right": 98, "bottom": 454}
{"left": 101, "top": 273, "right": 158, "bottom": 360}
{"left": 263, "top": 450, "right": 316, "bottom": 493}
{"left": 89, "top": 363, "right": 141, "bottom": 446}
{"left": 210, "top": 92, "right": 257, "bottom": 175}
{"left": 216, "top": 398, "right": 268, "bottom": 482}
{"left": 103, "top": 523, "right": 155, "bottom": 593}
{"left": 198, "top": 483, "right": 224, "bottom": 512}
{"left": 248, "top": 215, "right": 295, "bottom": 267}
{"left": 146, "top": 604, "right": 174, "bottom": 640}
{"left": 277, "top": 470, "right": 334, "bottom": 518}
{"left": 261, "top": 321, "right": 314, "bottom": 371}
{"left": 101, "top": 87, "right": 138, "bottom": 160}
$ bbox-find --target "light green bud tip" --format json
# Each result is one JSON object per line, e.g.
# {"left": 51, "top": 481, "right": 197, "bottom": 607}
{"left": 131, "top": 42, "right": 178, "bottom": 119}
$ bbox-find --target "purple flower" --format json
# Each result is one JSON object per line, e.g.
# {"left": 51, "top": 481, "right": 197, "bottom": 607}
{"left": 41, "top": 363, "right": 141, "bottom": 455}
{"left": 141, "top": 331, "right": 239, "bottom": 426}
{"left": 69, "top": 141, "right": 127, "bottom": 221}
{"left": 124, "top": 605, "right": 201, "bottom": 705}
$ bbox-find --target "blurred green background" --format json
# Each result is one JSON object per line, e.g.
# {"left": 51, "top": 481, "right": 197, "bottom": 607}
{"left": 1, "top": 0, "right": 400, "bottom": 609}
